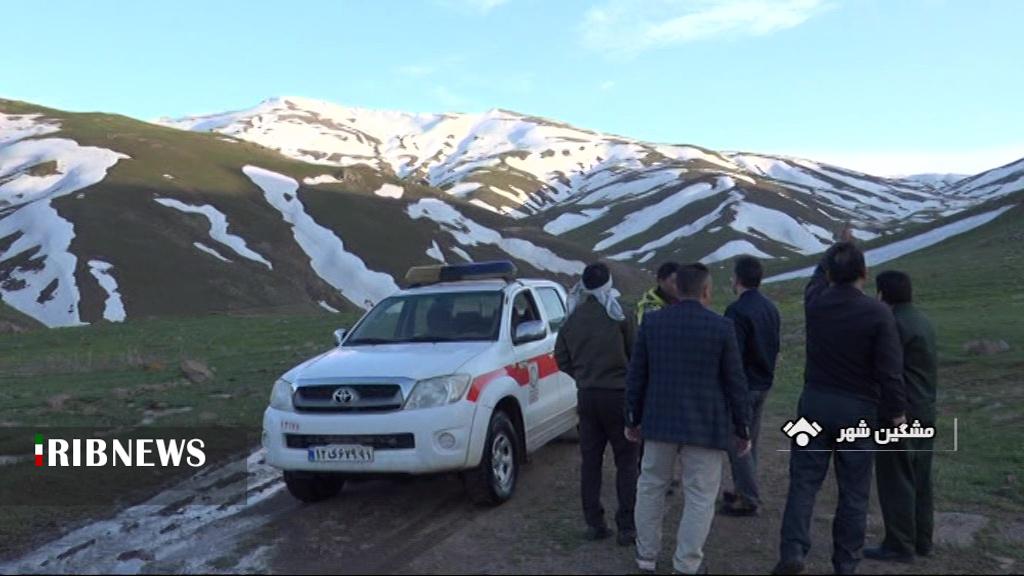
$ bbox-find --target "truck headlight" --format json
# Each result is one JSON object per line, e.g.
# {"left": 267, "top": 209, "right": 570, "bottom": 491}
{"left": 405, "top": 374, "right": 472, "bottom": 410}
{"left": 270, "top": 378, "right": 295, "bottom": 411}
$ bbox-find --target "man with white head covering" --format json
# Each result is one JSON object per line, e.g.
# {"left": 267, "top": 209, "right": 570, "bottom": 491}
{"left": 555, "top": 262, "right": 638, "bottom": 546}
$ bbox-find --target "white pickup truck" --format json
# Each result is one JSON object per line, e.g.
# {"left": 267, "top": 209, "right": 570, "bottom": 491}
{"left": 262, "top": 261, "right": 578, "bottom": 505}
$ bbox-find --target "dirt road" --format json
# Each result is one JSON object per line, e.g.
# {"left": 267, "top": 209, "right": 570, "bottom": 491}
{"left": 2, "top": 417, "right": 1018, "bottom": 575}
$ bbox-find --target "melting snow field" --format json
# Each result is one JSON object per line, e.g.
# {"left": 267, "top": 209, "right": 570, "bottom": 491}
{"left": 0, "top": 116, "right": 128, "bottom": 327}
{"left": 243, "top": 165, "right": 398, "bottom": 308}
{"left": 154, "top": 197, "right": 273, "bottom": 270}
{"left": 765, "top": 205, "right": 1015, "bottom": 283}
{"left": 407, "top": 198, "right": 584, "bottom": 276}
{"left": 594, "top": 177, "right": 734, "bottom": 251}
{"left": 86, "top": 260, "right": 126, "bottom": 322}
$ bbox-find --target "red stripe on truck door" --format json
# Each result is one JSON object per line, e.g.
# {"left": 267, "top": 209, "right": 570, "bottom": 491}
{"left": 466, "top": 353, "right": 560, "bottom": 403}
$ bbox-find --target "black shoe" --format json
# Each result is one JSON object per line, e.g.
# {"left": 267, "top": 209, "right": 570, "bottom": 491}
{"left": 617, "top": 528, "right": 636, "bottom": 547}
{"left": 916, "top": 544, "right": 933, "bottom": 557}
{"left": 722, "top": 490, "right": 738, "bottom": 504}
{"left": 718, "top": 500, "right": 759, "bottom": 517}
{"left": 833, "top": 564, "right": 857, "bottom": 575}
{"left": 864, "top": 546, "right": 915, "bottom": 564}
{"left": 584, "top": 525, "right": 612, "bottom": 541}
{"left": 771, "top": 559, "right": 805, "bottom": 575}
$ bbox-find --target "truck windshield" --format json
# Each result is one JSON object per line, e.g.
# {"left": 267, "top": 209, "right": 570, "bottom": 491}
{"left": 345, "top": 291, "right": 504, "bottom": 345}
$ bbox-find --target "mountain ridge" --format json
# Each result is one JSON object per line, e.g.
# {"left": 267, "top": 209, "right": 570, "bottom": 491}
{"left": 2, "top": 96, "right": 1022, "bottom": 328}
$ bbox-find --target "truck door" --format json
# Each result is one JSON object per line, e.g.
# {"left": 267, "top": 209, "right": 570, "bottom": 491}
{"left": 534, "top": 286, "right": 575, "bottom": 418}
{"left": 508, "top": 288, "right": 561, "bottom": 441}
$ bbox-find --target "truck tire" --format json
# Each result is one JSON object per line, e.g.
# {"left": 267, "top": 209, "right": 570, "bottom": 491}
{"left": 283, "top": 471, "right": 345, "bottom": 503}
{"left": 463, "top": 410, "right": 520, "bottom": 506}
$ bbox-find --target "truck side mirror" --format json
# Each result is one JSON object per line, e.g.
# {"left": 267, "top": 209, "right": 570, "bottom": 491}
{"left": 512, "top": 320, "right": 547, "bottom": 346}
{"left": 333, "top": 328, "right": 348, "bottom": 347}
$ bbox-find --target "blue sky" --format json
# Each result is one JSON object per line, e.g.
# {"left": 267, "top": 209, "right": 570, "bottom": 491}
{"left": 4, "top": 0, "right": 1022, "bottom": 175}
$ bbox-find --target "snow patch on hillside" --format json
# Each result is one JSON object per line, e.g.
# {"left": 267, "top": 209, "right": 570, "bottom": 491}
{"left": 595, "top": 177, "right": 733, "bottom": 251}
{"left": 0, "top": 113, "right": 60, "bottom": 145}
{"left": 244, "top": 165, "right": 398, "bottom": 308}
{"left": 543, "top": 207, "right": 610, "bottom": 235}
{"left": 729, "top": 202, "right": 831, "bottom": 255}
{"left": 303, "top": 174, "right": 343, "bottom": 185}
{"left": 426, "top": 240, "right": 446, "bottom": 263}
{"left": 765, "top": 205, "right": 1015, "bottom": 283}
{"left": 0, "top": 124, "right": 127, "bottom": 327}
{"left": 154, "top": 198, "right": 273, "bottom": 270}
{"left": 87, "top": 260, "right": 126, "bottom": 322}
{"left": 608, "top": 194, "right": 741, "bottom": 261}
{"left": 193, "top": 242, "right": 232, "bottom": 263}
{"left": 407, "top": 198, "right": 584, "bottom": 276}
{"left": 373, "top": 183, "right": 404, "bottom": 199}
{"left": 700, "top": 240, "right": 773, "bottom": 265}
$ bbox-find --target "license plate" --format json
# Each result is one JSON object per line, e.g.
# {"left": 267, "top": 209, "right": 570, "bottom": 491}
{"left": 307, "top": 444, "right": 374, "bottom": 463}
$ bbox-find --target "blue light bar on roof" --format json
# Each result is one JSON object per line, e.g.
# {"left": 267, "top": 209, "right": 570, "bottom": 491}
{"left": 405, "top": 260, "right": 518, "bottom": 286}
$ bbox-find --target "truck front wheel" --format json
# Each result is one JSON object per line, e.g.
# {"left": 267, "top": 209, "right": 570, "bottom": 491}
{"left": 283, "top": 471, "right": 345, "bottom": 503}
{"left": 463, "top": 410, "right": 520, "bottom": 506}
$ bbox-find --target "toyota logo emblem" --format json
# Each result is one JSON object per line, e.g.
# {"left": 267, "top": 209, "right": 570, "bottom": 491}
{"left": 332, "top": 387, "right": 359, "bottom": 405}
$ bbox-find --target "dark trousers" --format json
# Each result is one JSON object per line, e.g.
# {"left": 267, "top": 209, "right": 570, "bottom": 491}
{"left": 876, "top": 428, "right": 934, "bottom": 554}
{"left": 578, "top": 388, "right": 639, "bottom": 531}
{"left": 780, "top": 387, "right": 877, "bottom": 573}
{"left": 727, "top": 388, "right": 768, "bottom": 506}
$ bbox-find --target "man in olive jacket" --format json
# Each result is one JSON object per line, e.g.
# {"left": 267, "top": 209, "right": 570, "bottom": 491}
{"left": 865, "top": 271, "right": 938, "bottom": 563}
{"left": 555, "top": 263, "right": 638, "bottom": 545}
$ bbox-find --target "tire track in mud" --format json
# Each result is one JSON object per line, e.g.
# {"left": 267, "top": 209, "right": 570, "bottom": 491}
{"left": 265, "top": 475, "right": 482, "bottom": 574}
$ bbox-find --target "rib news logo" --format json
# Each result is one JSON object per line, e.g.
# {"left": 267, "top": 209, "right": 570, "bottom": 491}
{"left": 33, "top": 433, "right": 207, "bottom": 468}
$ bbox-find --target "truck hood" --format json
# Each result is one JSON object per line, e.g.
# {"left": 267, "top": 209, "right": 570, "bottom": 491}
{"left": 287, "top": 342, "right": 493, "bottom": 383}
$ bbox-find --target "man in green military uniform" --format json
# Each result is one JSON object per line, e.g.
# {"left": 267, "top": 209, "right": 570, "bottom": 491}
{"left": 866, "top": 270, "right": 938, "bottom": 563}
{"left": 636, "top": 262, "right": 681, "bottom": 326}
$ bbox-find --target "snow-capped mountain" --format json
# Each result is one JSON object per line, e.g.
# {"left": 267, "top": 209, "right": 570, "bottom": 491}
{"left": 2, "top": 96, "right": 1021, "bottom": 328}
{"left": 901, "top": 173, "right": 968, "bottom": 190}
{"left": 160, "top": 97, "right": 1015, "bottom": 267}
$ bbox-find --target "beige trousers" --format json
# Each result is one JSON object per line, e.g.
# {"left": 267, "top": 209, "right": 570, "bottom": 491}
{"left": 634, "top": 441, "right": 724, "bottom": 574}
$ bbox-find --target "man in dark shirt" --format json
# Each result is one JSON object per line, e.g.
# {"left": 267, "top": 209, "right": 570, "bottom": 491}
{"left": 865, "top": 271, "right": 938, "bottom": 563}
{"left": 774, "top": 237, "right": 907, "bottom": 576}
{"left": 555, "top": 263, "right": 638, "bottom": 545}
{"left": 626, "top": 264, "right": 751, "bottom": 574}
{"left": 720, "top": 255, "right": 781, "bottom": 517}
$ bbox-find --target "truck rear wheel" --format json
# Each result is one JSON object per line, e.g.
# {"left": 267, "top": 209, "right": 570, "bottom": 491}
{"left": 283, "top": 471, "right": 345, "bottom": 503}
{"left": 463, "top": 410, "right": 520, "bottom": 506}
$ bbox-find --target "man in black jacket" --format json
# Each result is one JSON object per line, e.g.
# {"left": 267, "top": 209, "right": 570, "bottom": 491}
{"left": 555, "top": 263, "right": 638, "bottom": 545}
{"left": 626, "top": 263, "right": 751, "bottom": 574}
{"left": 720, "top": 255, "right": 781, "bottom": 517}
{"left": 774, "top": 237, "right": 907, "bottom": 575}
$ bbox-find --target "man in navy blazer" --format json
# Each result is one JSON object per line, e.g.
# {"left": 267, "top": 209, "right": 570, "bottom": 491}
{"left": 626, "top": 263, "right": 752, "bottom": 575}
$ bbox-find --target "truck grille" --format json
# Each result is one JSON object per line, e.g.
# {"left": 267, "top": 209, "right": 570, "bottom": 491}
{"left": 285, "top": 433, "right": 415, "bottom": 450}
{"left": 293, "top": 384, "right": 404, "bottom": 413}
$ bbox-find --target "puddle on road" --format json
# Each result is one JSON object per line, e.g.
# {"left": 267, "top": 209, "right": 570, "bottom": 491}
{"left": 0, "top": 450, "right": 291, "bottom": 574}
